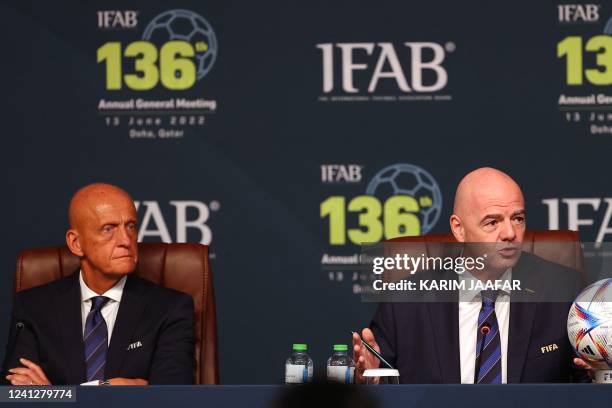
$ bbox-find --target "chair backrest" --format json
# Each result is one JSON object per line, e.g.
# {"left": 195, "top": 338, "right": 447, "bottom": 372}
{"left": 387, "top": 229, "right": 585, "bottom": 281}
{"left": 14, "top": 243, "right": 219, "bottom": 384}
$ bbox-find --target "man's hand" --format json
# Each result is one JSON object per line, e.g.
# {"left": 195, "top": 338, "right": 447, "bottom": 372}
{"left": 574, "top": 357, "right": 595, "bottom": 381}
{"left": 352, "top": 328, "right": 381, "bottom": 384}
{"left": 5, "top": 358, "right": 51, "bottom": 386}
{"left": 107, "top": 378, "right": 148, "bottom": 386}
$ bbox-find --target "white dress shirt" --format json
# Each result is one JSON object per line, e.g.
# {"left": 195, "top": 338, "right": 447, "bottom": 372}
{"left": 79, "top": 271, "right": 127, "bottom": 345}
{"left": 458, "top": 268, "right": 511, "bottom": 384}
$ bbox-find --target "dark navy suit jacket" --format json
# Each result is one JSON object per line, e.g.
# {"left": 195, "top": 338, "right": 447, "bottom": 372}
{"left": 370, "top": 252, "right": 588, "bottom": 383}
{"left": 2, "top": 272, "right": 195, "bottom": 385}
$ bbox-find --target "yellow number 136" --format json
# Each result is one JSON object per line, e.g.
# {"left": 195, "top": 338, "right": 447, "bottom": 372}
{"left": 320, "top": 196, "right": 421, "bottom": 245}
{"left": 558, "top": 36, "right": 612, "bottom": 85}
{"left": 97, "top": 41, "right": 196, "bottom": 90}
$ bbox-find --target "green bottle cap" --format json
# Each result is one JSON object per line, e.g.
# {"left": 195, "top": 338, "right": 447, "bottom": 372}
{"left": 292, "top": 343, "right": 308, "bottom": 351}
{"left": 334, "top": 344, "right": 348, "bottom": 351}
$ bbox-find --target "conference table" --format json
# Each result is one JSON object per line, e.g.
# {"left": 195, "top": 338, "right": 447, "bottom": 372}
{"left": 2, "top": 384, "right": 609, "bottom": 407}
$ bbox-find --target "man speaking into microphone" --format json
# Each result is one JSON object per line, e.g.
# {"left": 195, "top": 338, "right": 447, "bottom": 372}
{"left": 353, "top": 167, "right": 594, "bottom": 384}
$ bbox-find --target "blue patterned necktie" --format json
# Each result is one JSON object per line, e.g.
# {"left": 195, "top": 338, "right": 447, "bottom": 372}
{"left": 475, "top": 290, "right": 502, "bottom": 384}
{"left": 84, "top": 296, "right": 110, "bottom": 382}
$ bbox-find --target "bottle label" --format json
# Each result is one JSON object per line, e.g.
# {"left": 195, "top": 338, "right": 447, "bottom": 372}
{"left": 285, "top": 364, "right": 310, "bottom": 384}
{"left": 327, "top": 366, "right": 354, "bottom": 384}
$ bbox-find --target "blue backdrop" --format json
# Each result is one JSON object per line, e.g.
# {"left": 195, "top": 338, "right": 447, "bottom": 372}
{"left": 1, "top": 0, "right": 611, "bottom": 383}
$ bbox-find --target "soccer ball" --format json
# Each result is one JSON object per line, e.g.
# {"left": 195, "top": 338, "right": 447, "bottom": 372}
{"left": 365, "top": 163, "right": 442, "bottom": 234}
{"left": 567, "top": 278, "right": 612, "bottom": 369}
{"left": 142, "top": 9, "right": 218, "bottom": 80}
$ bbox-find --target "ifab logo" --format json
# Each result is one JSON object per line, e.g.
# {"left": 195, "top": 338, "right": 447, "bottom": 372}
{"left": 320, "top": 163, "right": 442, "bottom": 246}
{"left": 97, "top": 9, "right": 217, "bottom": 91}
{"left": 558, "top": 4, "right": 600, "bottom": 23}
{"left": 542, "top": 198, "right": 612, "bottom": 245}
{"left": 317, "top": 42, "right": 453, "bottom": 94}
{"left": 134, "top": 200, "right": 220, "bottom": 245}
{"left": 557, "top": 7, "right": 612, "bottom": 87}
{"left": 321, "top": 164, "right": 363, "bottom": 183}
{"left": 97, "top": 10, "right": 138, "bottom": 29}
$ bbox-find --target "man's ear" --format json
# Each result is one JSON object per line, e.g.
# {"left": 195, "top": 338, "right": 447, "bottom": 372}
{"left": 66, "top": 229, "right": 84, "bottom": 257}
{"left": 449, "top": 214, "right": 465, "bottom": 242}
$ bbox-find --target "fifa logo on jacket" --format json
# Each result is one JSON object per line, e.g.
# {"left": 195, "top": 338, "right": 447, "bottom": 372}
{"left": 540, "top": 343, "right": 559, "bottom": 354}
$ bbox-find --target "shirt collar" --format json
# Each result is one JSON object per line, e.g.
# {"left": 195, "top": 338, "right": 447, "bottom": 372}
{"left": 79, "top": 270, "right": 127, "bottom": 304}
{"left": 458, "top": 267, "right": 512, "bottom": 302}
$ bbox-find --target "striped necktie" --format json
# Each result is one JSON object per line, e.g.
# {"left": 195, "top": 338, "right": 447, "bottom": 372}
{"left": 475, "top": 290, "right": 502, "bottom": 384}
{"left": 84, "top": 296, "right": 110, "bottom": 382}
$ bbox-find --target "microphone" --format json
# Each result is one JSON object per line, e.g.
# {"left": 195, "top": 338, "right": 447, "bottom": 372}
{"left": 473, "top": 323, "right": 491, "bottom": 384}
{"left": 2, "top": 321, "right": 25, "bottom": 376}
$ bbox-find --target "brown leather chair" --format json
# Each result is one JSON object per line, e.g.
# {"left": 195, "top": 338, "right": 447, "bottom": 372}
{"left": 13, "top": 243, "right": 219, "bottom": 385}
{"left": 387, "top": 229, "right": 585, "bottom": 282}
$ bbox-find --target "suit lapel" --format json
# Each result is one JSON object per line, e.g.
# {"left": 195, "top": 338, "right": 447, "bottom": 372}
{"left": 427, "top": 301, "right": 461, "bottom": 382}
{"left": 507, "top": 254, "right": 539, "bottom": 383}
{"left": 105, "top": 275, "right": 147, "bottom": 378}
{"left": 426, "top": 270, "right": 461, "bottom": 383}
{"left": 55, "top": 272, "right": 86, "bottom": 384}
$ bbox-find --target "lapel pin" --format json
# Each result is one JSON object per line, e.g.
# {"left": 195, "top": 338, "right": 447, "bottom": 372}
{"left": 541, "top": 343, "right": 559, "bottom": 354}
{"left": 126, "top": 341, "right": 143, "bottom": 351}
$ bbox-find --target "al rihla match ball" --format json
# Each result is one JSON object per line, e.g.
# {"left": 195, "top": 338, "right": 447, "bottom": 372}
{"left": 567, "top": 278, "right": 612, "bottom": 369}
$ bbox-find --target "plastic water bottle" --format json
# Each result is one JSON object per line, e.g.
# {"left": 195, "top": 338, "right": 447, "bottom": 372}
{"left": 284, "top": 343, "right": 314, "bottom": 384}
{"left": 326, "top": 344, "right": 354, "bottom": 383}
